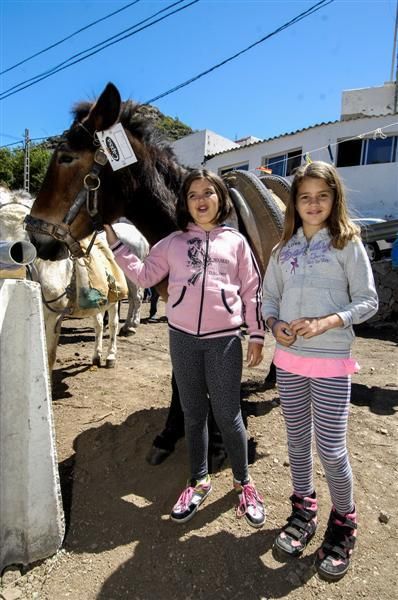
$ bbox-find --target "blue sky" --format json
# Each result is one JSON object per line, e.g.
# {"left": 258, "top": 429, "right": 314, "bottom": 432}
{"left": 0, "top": 0, "right": 396, "bottom": 149}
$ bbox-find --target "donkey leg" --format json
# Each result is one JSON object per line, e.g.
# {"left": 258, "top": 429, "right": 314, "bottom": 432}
{"left": 119, "top": 282, "right": 142, "bottom": 337}
{"left": 146, "top": 372, "right": 185, "bottom": 465}
{"left": 43, "top": 308, "right": 61, "bottom": 373}
{"left": 105, "top": 303, "right": 118, "bottom": 368}
{"left": 92, "top": 312, "right": 104, "bottom": 367}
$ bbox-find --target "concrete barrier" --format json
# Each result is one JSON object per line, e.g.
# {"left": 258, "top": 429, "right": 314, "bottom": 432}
{"left": 0, "top": 279, "right": 64, "bottom": 573}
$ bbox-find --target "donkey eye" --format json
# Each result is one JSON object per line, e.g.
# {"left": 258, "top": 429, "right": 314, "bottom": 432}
{"left": 57, "top": 153, "right": 75, "bottom": 165}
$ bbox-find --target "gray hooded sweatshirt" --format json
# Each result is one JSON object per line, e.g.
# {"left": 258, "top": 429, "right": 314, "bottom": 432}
{"left": 262, "top": 227, "right": 379, "bottom": 359}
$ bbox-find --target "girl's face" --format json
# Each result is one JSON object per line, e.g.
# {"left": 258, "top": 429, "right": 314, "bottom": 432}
{"left": 296, "top": 176, "right": 334, "bottom": 238}
{"left": 187, "top": 178, "right": 220, "bottom": 231}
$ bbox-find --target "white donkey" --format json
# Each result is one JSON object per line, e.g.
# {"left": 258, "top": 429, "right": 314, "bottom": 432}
{"left": 100, "top": 219, "right": 149, "bottom": 338}
{"left": 0, "top": 187, "right": 148, "bottom": 371}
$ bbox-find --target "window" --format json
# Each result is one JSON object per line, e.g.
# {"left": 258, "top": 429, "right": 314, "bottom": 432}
{"left": 336, "top": 139, "right": 362, "bottom": 167}
{"left": 266, "top": 154, "right": 285, "bottom": 176}
{"left": 219, "top": 163, "right": 249, "bottom": 175}
{"left": 263, "top": 149, "right": 302, "bottom": 176}
{"left": 364, "top": 137, "right": 397, "bottom": 164}
{"left": 286, "top": 150, "right": 302, "bottom": 175}
{"left": 337, "top": 135, "right": 397, "bottom": 167}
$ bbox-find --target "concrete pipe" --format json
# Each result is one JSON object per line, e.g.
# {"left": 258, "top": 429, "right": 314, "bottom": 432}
{"left": 0, "top": 240, "right": 37, "bottom": 266}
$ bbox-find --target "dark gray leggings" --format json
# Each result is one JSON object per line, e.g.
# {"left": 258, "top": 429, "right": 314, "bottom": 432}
{"left": 169, "top": 329, "right": 248, "bottom": 483}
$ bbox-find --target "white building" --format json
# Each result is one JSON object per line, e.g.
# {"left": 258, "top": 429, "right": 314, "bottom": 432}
{"left": 172, "top": 129, "right": 239, "bottom": 168}
{"left": 172, "top": 83, "right": 398, "bottom": 219}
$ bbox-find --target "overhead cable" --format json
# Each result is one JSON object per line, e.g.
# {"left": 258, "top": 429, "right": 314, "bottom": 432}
{"left": 0, "top": 0, "right": 199, "bottom": 101}
{"left": 246, "top": 121, "right": 398, "bottom": 173}
{"left": 145, "top": 0, "right": 334, "bottom": 104}
{"left": 0, "top": 1, "right": 142, "bottom": 75}
{"left": 3, "top": 120, "right": 397, "bottom": 154}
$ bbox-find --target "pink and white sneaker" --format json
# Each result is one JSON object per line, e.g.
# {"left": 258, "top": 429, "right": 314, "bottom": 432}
{"left": 170, "top": 475, "right": 212, "bottom": 523}
{"left": 234, "top": 480, "right": 266, "bottom": 528}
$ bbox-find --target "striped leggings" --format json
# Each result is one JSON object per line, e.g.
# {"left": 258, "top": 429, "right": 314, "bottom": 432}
{"left": 276, "top": 368, "right": 354, "bottom": 514}
{"left": 169, "top": 329, "right": 248, "bottom": 483}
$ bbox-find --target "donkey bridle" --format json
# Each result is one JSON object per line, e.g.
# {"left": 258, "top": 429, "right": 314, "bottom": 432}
{"left": 24, "top": 146, "right": 109, "bottom": 258}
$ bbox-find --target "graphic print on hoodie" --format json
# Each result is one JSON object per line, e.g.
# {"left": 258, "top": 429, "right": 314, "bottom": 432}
{"left": 186, "top": 237, "right": 213, "bottom": 286}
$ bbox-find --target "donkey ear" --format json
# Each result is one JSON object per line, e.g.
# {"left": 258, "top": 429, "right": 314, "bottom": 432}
{"left": 84, "top": 82, "right": 121, "bottom": 131}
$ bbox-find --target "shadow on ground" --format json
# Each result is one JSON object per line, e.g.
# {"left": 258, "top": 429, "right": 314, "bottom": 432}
{"left": 59, "top": 408, "right": 317, "bottom": 599}
{"left": 351, "top": 382, "right": 398, "bottom": 415}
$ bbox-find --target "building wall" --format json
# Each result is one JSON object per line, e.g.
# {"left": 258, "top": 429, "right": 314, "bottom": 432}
{"left": 172, "top": 130, "right": 238, "bottom": 168}
{"left": 342, "top": 83, "right": 396, "bottom": 119}
{"left": 204, "top": 115, "right": 398, "bottom": 219}
{"left": 172, "top": 130, "right": 208, "bottom": 168}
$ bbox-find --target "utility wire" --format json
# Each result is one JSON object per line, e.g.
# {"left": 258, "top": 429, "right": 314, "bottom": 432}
{"left": 0, "top": 1, "right": 142, "bottom": 76}
{"left": 146, "top": 0, "right": 334, "bottom": 104}
{"left": 0, "top": 0, "right": 198, "bottom": 101}
{"left": 1, "top": 136, "right": 52, "bottom": 148}
{"left": 2, "top": 121, "right": 398, "bottom": 152}
{"left": 2, "top": 0, "right": 189, "bottom": 96}
{"left": 0, "top": 140, "right": 24, "bottom": 148}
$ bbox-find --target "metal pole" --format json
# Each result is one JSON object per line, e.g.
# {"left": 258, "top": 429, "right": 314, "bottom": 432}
{"left": 391, "top": 0, "right": 398, "bottom": 81}
{"left": 24, "top": 128, "right": 30, "bottom": 192}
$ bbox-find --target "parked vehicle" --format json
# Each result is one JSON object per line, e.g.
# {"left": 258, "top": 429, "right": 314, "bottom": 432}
{"left": 352, "top": 218, "right": 393, "bottom": 261}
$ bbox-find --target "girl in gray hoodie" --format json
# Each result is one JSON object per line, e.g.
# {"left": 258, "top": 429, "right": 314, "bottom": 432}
{"left": 262, "top": 161, "right": 378, "bottom": 581}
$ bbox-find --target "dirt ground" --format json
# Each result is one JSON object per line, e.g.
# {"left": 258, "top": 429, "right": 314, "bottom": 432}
{"left": 1, "top": 299, "right": 397, "bottom": 600}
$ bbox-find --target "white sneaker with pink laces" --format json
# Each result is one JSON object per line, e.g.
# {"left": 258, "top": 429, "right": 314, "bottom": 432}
{"left": 170, "top": 475, "right": 212, "bottom": 523}
{"left": 234, "top": 480, "right": 266, "bottom": 528}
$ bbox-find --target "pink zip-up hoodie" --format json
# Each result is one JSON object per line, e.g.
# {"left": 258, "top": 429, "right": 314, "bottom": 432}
{"left": 112, "top": 223, "right": 265, "bottom": 343}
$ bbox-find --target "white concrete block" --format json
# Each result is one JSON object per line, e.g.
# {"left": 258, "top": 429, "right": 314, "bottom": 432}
{"left": 0, "top": 279, "right": 64, "bottom": 572}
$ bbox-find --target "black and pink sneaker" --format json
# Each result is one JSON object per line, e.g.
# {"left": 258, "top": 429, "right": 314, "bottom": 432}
{"left": 170, "top": 475, "right": 212, "bottom": 523}
{"left": 316, "top": 507, "right": 357, "bottom": 581}
{"left": 273, "top": 492, "right": 318, "bottom": 560}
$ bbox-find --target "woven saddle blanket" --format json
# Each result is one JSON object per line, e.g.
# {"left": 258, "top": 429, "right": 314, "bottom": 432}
{"left": 75, "top": 236, "right": 128, "bottom": 309}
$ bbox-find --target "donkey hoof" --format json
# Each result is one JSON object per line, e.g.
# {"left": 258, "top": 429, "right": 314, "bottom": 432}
{"left": 92, "top": 357, "right": 101, "bottom": 367}
{"left": 146, "top": 445, "right": 172, "bottom": 466}
{"left": 118, "top": 327, "right": 136, "bottom": 337}
{"left": 106, "top": 359, "right": 116, "bottom": 369}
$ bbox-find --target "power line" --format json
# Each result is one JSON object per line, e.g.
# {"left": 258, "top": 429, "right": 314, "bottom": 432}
{"left": 2, "top": 0, "right": 189, "bottom": 96}
{"left": 245, "top": 121, "right": 398, "bottom": 173}
{"left": 145, "top": 0, "right": 334, "bottom": 104}
{"left": 0, "top": 134, "right": 61, "bottom": 148}
{"left": 0, "top": 140, "right": 24, "bottom": 148}
{"left": 0, "top": 0, "right": 199, "bottom": 101}
{"left": 0, "top": 0, "right": 142, "bottom": 76}
{"left": 2, "top": 121, "right": 398, "bottom": 156}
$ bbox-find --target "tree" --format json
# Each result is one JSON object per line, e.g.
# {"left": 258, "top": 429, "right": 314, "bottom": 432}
{"left": 0, "top": 145, "right": 51, "bottom": 195}
{"left": 29, "top": 146, "right": 52, "bottom": 195}
{"left": 0, "top": 147, "right": 16, "bottom": 189}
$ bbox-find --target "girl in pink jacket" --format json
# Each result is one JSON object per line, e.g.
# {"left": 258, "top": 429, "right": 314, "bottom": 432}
{"left": 104, "top": 169, "right": 265, "bottom": 528}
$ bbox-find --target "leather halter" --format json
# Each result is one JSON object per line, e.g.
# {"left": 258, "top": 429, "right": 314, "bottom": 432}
{"left": 24, "top": 143, "right": 109, "bottom": 259}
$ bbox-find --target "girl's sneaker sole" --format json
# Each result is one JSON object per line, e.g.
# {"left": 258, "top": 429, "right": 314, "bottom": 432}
{"left": 315, "top": 556, "right": 350, "bottom": 582}
{"left": 245, "top": 513, "right": 266, "bottom": 529}
{"left": 272, "top": 528, "right": 316, "bottom": 561}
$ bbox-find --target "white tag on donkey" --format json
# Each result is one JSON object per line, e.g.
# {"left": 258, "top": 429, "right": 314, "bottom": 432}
{"left": 96, "top": 123, "right": 137, "bottom": 171}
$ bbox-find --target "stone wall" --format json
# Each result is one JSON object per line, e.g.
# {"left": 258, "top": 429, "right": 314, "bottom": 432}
{"left": 370, "top": 259, "right": 398, "bottom": 323}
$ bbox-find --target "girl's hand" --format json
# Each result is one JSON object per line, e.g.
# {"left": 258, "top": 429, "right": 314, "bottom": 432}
{"left": 271, "top": 320, "right": 297, "bottom": 347}
{"left": 290, "top": 314, "right": 343, "bottom": 339}
{"left": 103, "top": 224, "right": 119, "bottom": 247}
{"left": 246, "top": 342, "right": 263, "bottom": 367}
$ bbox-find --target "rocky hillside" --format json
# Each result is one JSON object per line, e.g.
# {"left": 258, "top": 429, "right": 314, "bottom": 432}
{"left": 46, "top": 104, "right": 193, "bottom": 148}
{"left": 137, "top": 104, "right": 193, "bottom": 141}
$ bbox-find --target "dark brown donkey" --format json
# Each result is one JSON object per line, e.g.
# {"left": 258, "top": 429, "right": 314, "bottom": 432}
{"left": 27, "top": 82, "right": 184, "bottom": 262}
{"left": 26, "top": 82, "right": 275, "bottom": 467}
